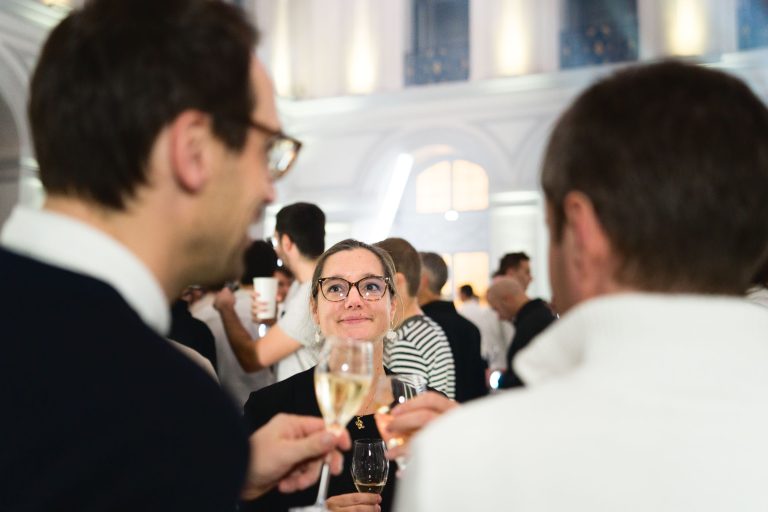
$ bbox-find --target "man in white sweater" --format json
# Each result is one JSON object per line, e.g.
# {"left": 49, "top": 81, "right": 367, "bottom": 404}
{"left": 395, "top": 61, "right": 768, "bottom": 511}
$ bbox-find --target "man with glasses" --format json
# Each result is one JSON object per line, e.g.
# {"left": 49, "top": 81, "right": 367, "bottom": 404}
{"left": 214, "top": 202, "right": 326, "bottom": 382}
{"left": 0, "top": 1, "right": 347, "bottom": 510}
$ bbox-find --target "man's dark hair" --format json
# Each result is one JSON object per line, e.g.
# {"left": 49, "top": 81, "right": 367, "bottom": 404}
{"left": 240, "top": 240, "right": 278, "bottom": 285}
{"left": 751, "top": 260, "right": 768, "bottom": 287}
{"left": 29, "top": 0, "right": 257, "bottom": 210}
{"left": 420, "top": 252, "right": 448, "bottom": 295}
{"left": 274, "top": 266, "right": 295, "bottom": 281}
{"left": 375, "top": 238, "right": 421, "bottom": 297}
{"left": 498, "top": 252, "right": 530, "bottom": 274}
{"left": 459, "top": 284, "right": 475, "bottom": 299}
{"left": 541, "top": 61, "right": 768, "bottom": 294}
{"left": 275, "top": 202, "right": 326, "bottom": 259}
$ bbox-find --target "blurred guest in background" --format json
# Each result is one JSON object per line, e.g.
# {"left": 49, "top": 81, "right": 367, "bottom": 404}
{"left": 193, "top": 240, "right": 278, "bottom": 407}
{"left": 214, "top": 202, "right": 325, "bottom": 381}
{"left": 375, "top": 238, "right": 456, "bottom": 400}
{"left": 497, "top": 251, "right": 533, "bottom": 291}
{"left": 457, "top": 283, "right": 512, "bottom": 379}
{"left": 418, "top": 252, "right": 487, "bottom": 402}
{"left": 274, "top": 265, "right": 295, "bottom": 316}
{"left": 486, "top": 277, "right": 556, "bottom": 389}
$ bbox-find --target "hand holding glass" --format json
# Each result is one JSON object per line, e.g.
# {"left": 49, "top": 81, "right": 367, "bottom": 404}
{"left": 289, "top": 337, "right": 374, "bottom": 512}
{"left": 372, "top": 374, "right": 427, "bottom": 473}
{"left": 350, "top": 439, "right": 389, "bottom": 495}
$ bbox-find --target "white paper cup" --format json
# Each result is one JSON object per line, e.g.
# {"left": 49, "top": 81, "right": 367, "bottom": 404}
{"left": 252, "top": 277, "right": 278, "bottom": 320}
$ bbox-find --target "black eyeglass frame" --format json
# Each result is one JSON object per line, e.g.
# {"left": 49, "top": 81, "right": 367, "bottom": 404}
{"left": 248, "top": 119, "right": 303, "bottom": 180}
{"left": 316, "top": 275, "right": 391, "bottom": 302}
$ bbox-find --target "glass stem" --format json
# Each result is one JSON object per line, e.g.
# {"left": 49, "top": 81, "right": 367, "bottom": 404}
{"left": 314, "top": 461, "right": 331, "bottom": 505}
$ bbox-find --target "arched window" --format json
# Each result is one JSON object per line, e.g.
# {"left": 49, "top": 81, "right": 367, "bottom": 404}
{"left": 738, "top": 0, "right": 768, "bottom": 49}
{"left": 560, "top": 0, "right": 639, "bottom": 69}
{"left": 406, "top": 0, "right": 469, "bottom": 85}
{"left": 416, "top": 159, "right": 488, "bottom": 214}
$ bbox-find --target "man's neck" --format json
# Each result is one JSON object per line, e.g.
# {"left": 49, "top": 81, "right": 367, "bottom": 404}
{"left": 288, "top": 255, "right": 317, "bottom": 284}
{"left": 397, "top": 295, "right": 423, "bottom": 326}
{"left": 44, "top": 195, "right": 178, "bottom": 301}
{"left": 417, "top": 290, "right": 441, "bottom": 307}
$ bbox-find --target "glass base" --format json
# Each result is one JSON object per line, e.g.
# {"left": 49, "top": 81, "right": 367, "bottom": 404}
{"left": 288, "top": 506, "right": 328, "bottom": 512}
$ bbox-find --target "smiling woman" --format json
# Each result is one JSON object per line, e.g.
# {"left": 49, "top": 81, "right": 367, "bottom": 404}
{"left": 241, "top": 239, "right": 402, "bottom": 512}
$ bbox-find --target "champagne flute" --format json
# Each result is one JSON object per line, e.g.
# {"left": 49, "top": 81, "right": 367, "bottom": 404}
{"left": 372, "top": 374, "right": 427, "bottom": 474}
{"left": 290, "top": 336, "right": 374, "bottom": 512}
{"left": 350, "top": 439, "right": 389, "bottom": 495}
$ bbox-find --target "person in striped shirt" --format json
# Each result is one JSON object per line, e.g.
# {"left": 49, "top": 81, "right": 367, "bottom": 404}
{"left": 374, "top": 238, "right": 456, "bottom": 399}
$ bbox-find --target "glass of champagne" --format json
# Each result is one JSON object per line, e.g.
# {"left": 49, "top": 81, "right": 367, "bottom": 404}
{"left": 372, "top": 374, "right": 427, "bottom": 474}
{"left": 290, "top": 336, "right": 374, "bottom": 512}
{"left": 350, "top": 439, "right": 389, "bottom": 495}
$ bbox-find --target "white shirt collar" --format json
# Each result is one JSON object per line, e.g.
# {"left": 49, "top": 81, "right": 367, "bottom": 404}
{"left": 1, "top": 205, "right": 170, "bottom": 334}
{"left": 514, "top": 292, "right": 768, "bottom": 386}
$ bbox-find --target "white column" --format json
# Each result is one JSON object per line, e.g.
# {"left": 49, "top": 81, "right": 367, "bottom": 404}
{"left": 470, "top": 0, "right": 559, "bottom": 81}
{"left": 256, "top": 0, "right": 406, "bottom": 98}
{"left": 638, "top": 0, "right": 737, "bottom": 60}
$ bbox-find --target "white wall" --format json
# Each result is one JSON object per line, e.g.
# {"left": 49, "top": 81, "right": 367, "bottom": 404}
{"left": 5, "top": 0, "right": 768, "bottom": 300}
{"left": 0, "top": 0, "right": 66, "bottom": 227}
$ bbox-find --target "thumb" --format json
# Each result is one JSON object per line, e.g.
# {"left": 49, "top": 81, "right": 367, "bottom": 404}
{"left": 289, "top": 430, "right": 335, "bottom": 462}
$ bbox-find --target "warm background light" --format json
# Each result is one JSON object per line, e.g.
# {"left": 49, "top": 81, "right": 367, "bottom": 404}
{"left": 496, "top": 0, "right": 532, "bottom": 75}
{"left": 271, "top": 0, "right": 293, "bottom": 97}
{"left": 347, "top": 0, "right": 377, "bottom": 94}
{"left": 668, "top": 0, "right": 706, "bottom": 56}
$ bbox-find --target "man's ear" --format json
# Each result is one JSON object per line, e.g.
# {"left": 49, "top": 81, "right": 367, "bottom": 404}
{"left": 394, "top": 272, "right": 408, "bottom": 296}
{"left": 561, "top": 190, "right": 614, "bottom": 292}
{"left": 281, "top": 234, "right": 294, "bottom": 254}
{"left": 168, "top": 110, "right": 213, "bottom": 193}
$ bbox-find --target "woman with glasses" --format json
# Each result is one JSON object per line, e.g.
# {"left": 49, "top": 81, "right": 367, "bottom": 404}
{"left": 240, "top": 239, "right": 401, "bottom": 512}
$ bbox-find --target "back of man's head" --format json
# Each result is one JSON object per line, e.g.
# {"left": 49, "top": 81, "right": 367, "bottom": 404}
{"left": 240, "top": 240, "right": 278, "bottom": 285}
{"left": 459, "top": 284, "right": 475, "bottom": 301}
{"left": 29, "top": 0, "right": 256, "bottom": 210}
{"left": 752, "top": 260, "right": 768, "bottom": 287}
{"left": 420, "top": 252, "right": 448, "bottom": 295}
{"left": 486, "top": 277, "right": 526, "bottom": 320}
{"left": 542, "top": 61, "right": 768, "bottom": 294}
{"left": 275, "top": 202, "right": 326, "bottom": 259}
{"left": 487, "top": 277, "right": 524, "bottom": 303}
{"left": 375, "top": 238, "right": 421, "bottom": 298}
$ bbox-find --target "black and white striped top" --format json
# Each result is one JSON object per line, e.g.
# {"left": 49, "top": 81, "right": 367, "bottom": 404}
{"left": 385, "top": 315, "right": 456, "bottom": 400}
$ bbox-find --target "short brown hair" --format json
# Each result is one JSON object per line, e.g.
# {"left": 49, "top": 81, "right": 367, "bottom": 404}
{"left": 375, "top": 238, "right": 422, "bottom": 297}
{"left": 420, "top": 252, "right": 448, "bottom": 295}
{"left": 29, "top": 0, "right": 256, "bottom": 210}
{"left": 498, "top": 252, "right": 530, "bottom": 274}
{"left": 542, "top": 61, "right": 768, "bottom": 294}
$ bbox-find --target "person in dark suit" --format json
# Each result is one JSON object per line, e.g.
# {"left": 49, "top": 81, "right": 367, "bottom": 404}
{"left": 242, "top": 239, "right": 402, "bottom": 512}
{"left": 170, "top": 297, "right": 218, "bottom": 371}
{"left": 487, "top": 277, "right": 556, "bottom": 388}
{"left": 0, "top": 1, "right": 348, "bottom": 509}
{"left": 417, "top": 252, "right": 488, "bottom": 403}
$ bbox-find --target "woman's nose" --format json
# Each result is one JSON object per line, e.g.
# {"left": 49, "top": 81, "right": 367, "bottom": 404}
{"left": 344, "top": 285, "right": 364, "bottom": 307}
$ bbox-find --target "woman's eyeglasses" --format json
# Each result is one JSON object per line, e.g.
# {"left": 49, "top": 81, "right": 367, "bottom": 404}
{"left": 317, "top": 276, "right": 390, "bottom": 302}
